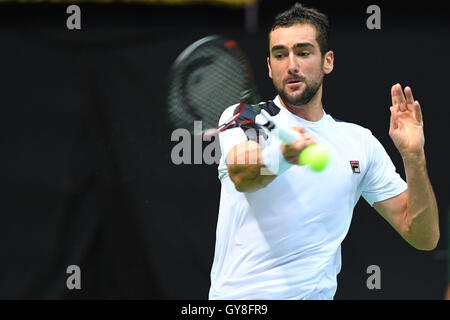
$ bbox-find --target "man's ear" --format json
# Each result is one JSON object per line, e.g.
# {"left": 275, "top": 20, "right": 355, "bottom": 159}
{"left": 267, "top": 57, "right": 272, "bottom": 79}
{"left": 323, "top": 50, "right": 334, "bottom": 74}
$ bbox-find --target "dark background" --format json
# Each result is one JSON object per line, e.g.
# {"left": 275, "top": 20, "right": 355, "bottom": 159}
{"left": 0, "top": 0, "right": 448, "bottom": 299}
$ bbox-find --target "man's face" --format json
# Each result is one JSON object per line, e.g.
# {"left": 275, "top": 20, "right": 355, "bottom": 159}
{"left": 267, "top": 23, "right": 332, "bottom": 107}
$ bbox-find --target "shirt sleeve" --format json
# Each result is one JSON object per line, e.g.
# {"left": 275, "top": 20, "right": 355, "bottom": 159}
{"left": 218, "top": 105, "right": 249, "bottom": 160}
{"left": 217, "top": 104, "right": 270, "bottom": 181}
{"left": 360, "top": 132, "right": 408, "bottom": 207}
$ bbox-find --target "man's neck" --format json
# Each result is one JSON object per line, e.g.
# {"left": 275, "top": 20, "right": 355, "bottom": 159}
{"left": 278, "top": 89, "right": 324, "bottom": 122}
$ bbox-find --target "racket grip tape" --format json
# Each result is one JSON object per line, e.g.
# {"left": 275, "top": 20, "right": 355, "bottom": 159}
{"left": 276, "top": 125, "right": 302, "bottom": 145}
{"left": 262, "top": 110, "right": 301, "bottom": 145}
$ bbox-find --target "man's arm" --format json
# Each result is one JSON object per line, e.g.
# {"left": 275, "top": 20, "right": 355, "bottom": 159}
{"left": 374, "top": 153, "right": 439, "bottom": 250}
{"left": 226, "top": 126, "right": 314, "bottom": 192}
{"left": 373, "top": 84, "right": 439, "bottom": 251}
{"left": 226, "top": 140, "right": 275, "bottom": 192}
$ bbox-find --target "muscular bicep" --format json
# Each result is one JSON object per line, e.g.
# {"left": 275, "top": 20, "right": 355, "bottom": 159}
{"left": 373, "top": 190, "right": 409, "bottom": 235}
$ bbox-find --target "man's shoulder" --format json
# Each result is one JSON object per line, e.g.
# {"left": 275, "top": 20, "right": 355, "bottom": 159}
{"left": 329, "top": 116, "right": 373, "bottom": 138}
{"left": 219, "top": 100, "right": 280, "bottom": 125}
{"left": 219, "top": 104, "right": 240, "bottom": 125}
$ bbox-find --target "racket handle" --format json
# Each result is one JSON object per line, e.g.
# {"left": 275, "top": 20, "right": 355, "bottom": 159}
{"left": 259, "top": 109, "right": 301, "bottom": 145}
{"left": 276, "top": 125, "right": 301, "bottom": 145}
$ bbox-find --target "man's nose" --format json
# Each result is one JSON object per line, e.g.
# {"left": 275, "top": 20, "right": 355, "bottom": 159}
{"left": 288, "top": 53, "right": 298, "bottom": 74}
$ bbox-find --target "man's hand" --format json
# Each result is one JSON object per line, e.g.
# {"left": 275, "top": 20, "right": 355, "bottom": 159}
{"left": 281, "top": 126, "right": 316, "bottom": 164}
{"left": 389, "top": 83, "right": 425, "bottom": 157}
{"left": 376, "top": 83, "right": 440, "bottom": 251}
{"left": 226, "top": 126, "right": 316, "bottom": 192}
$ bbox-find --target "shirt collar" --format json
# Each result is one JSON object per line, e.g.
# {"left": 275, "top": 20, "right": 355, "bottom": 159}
{"left": 273, "top": 95, "right": 329, "bottom": 128}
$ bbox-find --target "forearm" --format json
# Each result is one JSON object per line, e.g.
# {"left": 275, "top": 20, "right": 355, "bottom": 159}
{"left": 228, "top": 162, "right": 277, "bottom": 192}
{"left": 402, "top": 151, "right": 439, "bottom": 250}
{"left": 226, "top": 141, "right": 278, "bottom": 192}
{"left": 226, "top": 126, "right": 312, "bottom": 192}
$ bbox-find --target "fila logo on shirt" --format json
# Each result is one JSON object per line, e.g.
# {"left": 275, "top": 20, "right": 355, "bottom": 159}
{"left": 350, "top": 160, "right": 360, "bottom": 173}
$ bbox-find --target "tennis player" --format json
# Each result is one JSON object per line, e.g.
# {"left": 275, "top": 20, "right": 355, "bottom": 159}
{"left": 209, "top": 3, "right": 439, "bottom": 300}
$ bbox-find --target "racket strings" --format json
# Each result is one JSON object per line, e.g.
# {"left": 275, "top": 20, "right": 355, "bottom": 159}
{"left": 168, "top": 39, "right": 250, "bottom": 133}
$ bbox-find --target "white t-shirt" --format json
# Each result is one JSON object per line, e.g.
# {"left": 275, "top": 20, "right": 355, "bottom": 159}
{"left": 209, "top": 96, "right": 407, "bottom": 300}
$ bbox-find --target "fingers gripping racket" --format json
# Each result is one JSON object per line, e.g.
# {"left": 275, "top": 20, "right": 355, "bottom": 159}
{"left": 166, "top": 35, "right": 302, "bottom": 144}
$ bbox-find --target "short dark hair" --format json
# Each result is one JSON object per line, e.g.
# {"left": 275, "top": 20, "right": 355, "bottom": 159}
{"left": 269, "top": 3, "right": 330, "bottom": 56}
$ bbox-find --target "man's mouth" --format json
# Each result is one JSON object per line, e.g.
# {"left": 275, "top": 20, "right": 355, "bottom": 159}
{"left": 286, "top": 77, "right": 304, "bottom": 85}
{"left": 286, "top": 78, "right": 304, "bottom": 88}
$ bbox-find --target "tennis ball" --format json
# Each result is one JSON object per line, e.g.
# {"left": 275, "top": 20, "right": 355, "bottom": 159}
{"left": 299, "top": 144, "right": 330, "bottom": 172}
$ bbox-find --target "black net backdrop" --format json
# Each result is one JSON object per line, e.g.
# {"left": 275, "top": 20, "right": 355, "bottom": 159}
{"left": 0, "top": 0, "right": 448, "bottom": 299}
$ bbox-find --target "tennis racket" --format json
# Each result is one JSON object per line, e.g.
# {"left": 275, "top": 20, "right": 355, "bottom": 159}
{"left": 166, "top": 35, "right": 302, "bottom": 144}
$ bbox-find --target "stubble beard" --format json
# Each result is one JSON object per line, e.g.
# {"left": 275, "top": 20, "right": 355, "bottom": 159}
{"left": 277, "top": 73, "right": 324, "bottom": 107}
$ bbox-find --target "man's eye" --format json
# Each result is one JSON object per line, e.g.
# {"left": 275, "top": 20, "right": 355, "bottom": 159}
{"left": 274, "top": 53, "right": 285, "bottom": 59}
{"left": 299, "top": 52, "right": 310, "bottom": 57}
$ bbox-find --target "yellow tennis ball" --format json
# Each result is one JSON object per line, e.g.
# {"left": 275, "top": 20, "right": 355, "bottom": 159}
{"left": 299, "top": 144, "right": 330, "bottom": 172}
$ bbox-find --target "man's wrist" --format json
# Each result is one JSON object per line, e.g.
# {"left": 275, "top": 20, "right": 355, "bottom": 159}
{"left": 261, "top": 138, "right": 293, "bottom": 175}
{"left": 401, "top": 150, "right": 426, "bottom": 167}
